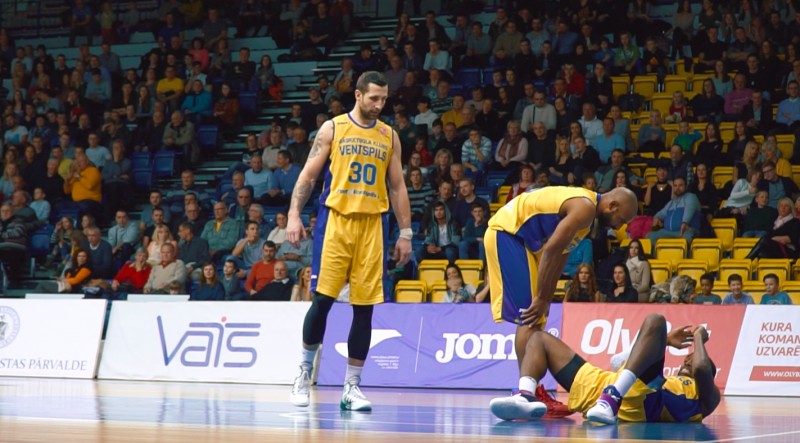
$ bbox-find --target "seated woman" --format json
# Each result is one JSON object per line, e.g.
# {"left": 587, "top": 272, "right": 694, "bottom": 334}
{"left": 191, "top": 262, "right": 226, "bottom": 301}
{"left": 35, "top": 248, "right": 92, "bottom": 293}
{"left": 564, "top": 263, "right": 603, "bottom": 302}
{"left": 444, "top": 264, "right": 475, "bottom": 303}
{"left": 747, "top": 197, "right": 800, "bottom": 259}
{"left": 292, "top": 266, "right": 313, "bottom": 301}
{"left": 626, "top": 239, "right": 651, "bottom": 303}
{"left": 603, "top": 263, "right": 639, "bottom": 303}
{"left": 690, "top": 162, "right": 719, "bottom": 233}
{"left": 548, "top": 137, "right": 575, "bottom": 185}
{"left": 506, "top": 164, "right": 536, "bottom": 203}
{"left": 110, "top": 248, "right": 152, "bottom": 295}
{"left": 718, "top": 169, "right": 760, "bottom": 218}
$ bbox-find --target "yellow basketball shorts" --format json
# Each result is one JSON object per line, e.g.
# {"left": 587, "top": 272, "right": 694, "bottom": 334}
{"left": 310, "top": 206, "right": 388, "bottom": 305}
{"left": 567, "top": 362, "right": 657, "bottom": 422}
{"left": 485, "top": 228, "right": 546, "bottom": 326}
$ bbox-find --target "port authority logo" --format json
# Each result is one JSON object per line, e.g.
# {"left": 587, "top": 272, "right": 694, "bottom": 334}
{"left": 0, "top": 306, "right": 20, "bottom": 348}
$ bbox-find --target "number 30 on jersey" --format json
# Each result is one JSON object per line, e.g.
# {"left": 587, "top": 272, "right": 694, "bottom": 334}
{"left": 348, "top": 161, "right": 377, "bottom": 185}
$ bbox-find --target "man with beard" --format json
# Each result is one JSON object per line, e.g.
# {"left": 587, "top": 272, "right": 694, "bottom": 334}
{"left": 485, "top": 186, "right": 638, "bottom": 417}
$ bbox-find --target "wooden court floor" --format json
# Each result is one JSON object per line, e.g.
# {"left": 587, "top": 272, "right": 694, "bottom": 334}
{"left": 0, "top": 378, "right": 798, "bottom": 443}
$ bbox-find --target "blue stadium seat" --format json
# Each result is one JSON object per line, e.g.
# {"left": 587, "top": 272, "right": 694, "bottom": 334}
{"left": 132, "top": 152, "right": 151, "bottom": 172}
{"left": 456, "top": 68, "right": 481, "bottom": 88}
{"left": 153, "top": 151, "right": 176, "bottom": 177}
{"left": 239, "top": 92, "right": 258, "bottom": 119}
{"left": 53, "top": 203, "right": 80, "bottom": 225}
{"left": 197, "top": 125, "right": 219, "bottom": 154}
{"left": 133, "top": 170, "right": 153, "bottom": 192}
{"left": 28, "top": 225, "right": 54, "bottom": 275}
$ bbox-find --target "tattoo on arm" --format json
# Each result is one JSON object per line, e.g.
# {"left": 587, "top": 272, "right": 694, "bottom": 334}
{"left": 307, "top": 136, "right": 323, "bottom": 159}
{"left": 290, "top": 181, "right": 313, "bottom": 212}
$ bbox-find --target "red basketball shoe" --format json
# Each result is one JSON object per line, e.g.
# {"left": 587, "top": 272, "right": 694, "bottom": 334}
{"left": 535, "top": 385, "right": 575, "bottom": 418}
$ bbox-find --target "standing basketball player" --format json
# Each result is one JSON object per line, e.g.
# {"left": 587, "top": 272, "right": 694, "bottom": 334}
{"left": 286, "top": 71, "right": 412, "bottom": 411}
{"left": 485, "top": 186, "right": 638, "bottom": 415}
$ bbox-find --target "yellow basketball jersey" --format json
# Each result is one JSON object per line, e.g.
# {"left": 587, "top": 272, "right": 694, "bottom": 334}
{"left": 321, "top": 113, "right": 394, "bottom": 215}
{"left": 488, "top": 187, "right": 599, "bottom": 254}
{"left": 656, "top": 376, "right": 703, "bottom": 422}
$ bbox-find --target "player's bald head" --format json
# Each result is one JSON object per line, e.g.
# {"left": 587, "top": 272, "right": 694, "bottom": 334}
{"left": 599, "top": 187, "right": 639, "bottom": 229}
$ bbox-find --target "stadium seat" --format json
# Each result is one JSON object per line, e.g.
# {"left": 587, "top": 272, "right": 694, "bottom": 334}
{"left": 455, "top": 259, "right": 483, "bottom": 287}
{"left": 133, "top": 170, "right": 153, "bottom": 192}
{"left": 153, "top": 151, "right": 176, "bottom": 178}
{"left": 132, "top": 152, "right": 152, "bottom": 172}
{"left": 690, "top": 74, "right": 713, "bottom": 94}
{"left": 456, "top": 68, "right": 481, "bottom": 87}
{"left": 496, "top": 185, "right": 511, "bottom": 203}
{"left": 743, "top": 281, "right": 764, "bottom": 301}
{"left": 489, "top": 202, "right": 504, "bottom": 215}
{"left": 395, "top": 280, "right": 426, "bottom": 303}
{"left": 429, "top": 280, "right": 448, "bottom": 303}
{"left": 632, "top": 75, "right": 657, "bottom": 99}
{"left": 418, "top": 260, "right": 449, "bottom": 287}
{"left": 654, "top": 238, "right": 688, "bottom": 271}
{"left": 675, "top": 259, "right": 707, "bottom": 287}
{"left": 555, "top": 279, "right": 568, "bottom": 301}
{"left": 719, "top": 259, "right": 753, "bottom": 283}
{"left": 776, "top": 134, "right": 794, "bottom": 159}
{"left": 780, "top": 281, "right": 800, "bottom": 304}
{"left": 197, "top": 125, "right": 219, "bottom": 154}
{"left": 649, "top": 259, "right": 672, "bottom": 284}
{"left": 611, "top": 76, "right": 630, "bottom": 99}
{"left": 649, "top": 92, "right": 672, "bottom": 117}
{"left": 663, "top": 75, "right": 688, "bottom": 94}
{"left": 755, "top": 259, "right": 791, "bottom": 282}
{"left": 690, "top": 238, "right": 722, "bottom": 272}
{"left": 711, "top": 166, "right": 734, "bottom": 189}
{"left": 28, "top": 225, "right": 53, "bottom": 275}
{"left": 239, "top": 91, "right": 258, "bottom": 119}
{"left": 710, "top": 218, "right": 737, "bottom": 253}
{"left": 732, "top": 237, "right": 759, "bottom": 259}
{"left": 643, "top": 167, "right": 657, "bottom": 184}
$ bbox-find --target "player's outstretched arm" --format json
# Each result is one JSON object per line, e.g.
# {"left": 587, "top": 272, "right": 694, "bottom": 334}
{"left": 521, "top": 197, "right": 596, "bottom": 325}
{"left": 691, "top": 326, "right": 721, "bottom": 417}
{"left": 387, "top": 129, "right": 412, "bottom": 266}
{"left": 287, "top": 120, "right": 333, "bottom": 245}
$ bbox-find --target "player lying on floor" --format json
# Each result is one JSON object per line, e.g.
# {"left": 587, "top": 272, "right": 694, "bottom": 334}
{"left": 489, "top": 313, "right": 721, "bottom": 424}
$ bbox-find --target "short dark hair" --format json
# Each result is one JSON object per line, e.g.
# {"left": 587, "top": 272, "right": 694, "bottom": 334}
{"left": 355, "top": 71, "right": 388, "bottom": 93}
{"left": 700, "top": 273, "right": 715, "bottom": 284}
{"left": 278, "top": 149, "right": 293, "bottom": 163}
{"left": 264, "top": 240, "right": 277, "bottom": 250}
{"left": 728, "top": 274, "right": 743, "bottom": 284}
{"left": 763, "top": 273, "right": 780, "bottom": 284}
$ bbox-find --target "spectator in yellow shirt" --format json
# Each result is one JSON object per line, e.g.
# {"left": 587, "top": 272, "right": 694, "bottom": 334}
{"left": 156, "top": 66, "right": 185, "bottom": 111}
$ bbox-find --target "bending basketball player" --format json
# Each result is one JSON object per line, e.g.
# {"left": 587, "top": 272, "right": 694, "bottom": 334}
{"left": 490, "top": 313, "right": 722, "bottom": 424}
{"left": 485, "top": 186, "right": 638, "bottom": 415}
{"left": 286, "top": 71, "right": 413, "bottom": 411}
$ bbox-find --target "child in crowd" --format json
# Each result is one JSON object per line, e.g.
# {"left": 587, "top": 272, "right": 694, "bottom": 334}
{"left": 30, "top": 188, "right": 51, "bottom": 222}
{"left": 693, "top": 273, "right": 722, "bottom": 304}
{"left": 672, "top": 121, "right": 702, "bottom": 154}
{"left": 722, "top": 274, "right": 755, "bottom": 304}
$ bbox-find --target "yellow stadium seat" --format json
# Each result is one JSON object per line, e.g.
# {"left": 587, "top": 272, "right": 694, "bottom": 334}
{"left": 732, "top": 237, "right": 759, "bottom": 259}
{"left": 455, "top": 259, "right": 483, "bottom": 287}
{"left": 496, "top": 185, "right": 511, "bottom": 203}
{"left": 644, "top": 167, "right": 657, "bottom": 184}
{"left": 776, "top": 134, "right": 794, "bottom": 160}
{"left": 649, "top": 92, "right": 673, "bottom": 117}
{"left": 655, "top": 238, "right": 688, "bottom": 271}
{"left": 674, "top": 59, "right": 687, "bottom": 76}
{"left": 489, "top": 202, "right": 504, "bottom": 215}
{"left": 663, "top": 75, "right": 688, "bottom": 94}
{"left": 620, "top": 237, "right": 652, "bottom": 256}
{"left": 690, "top": 74, "right": 713, "bottom": 93}
{"left": 611, "top": 76, "right": 631, "bottom": 99}
{"left": 792, "top": 262, "right": 800, "bottom": 280}
{"left": 780, "top": 281, "right": 800, "bottom": 304}
{"left": 632, "top": 75, "right": 658, "bottom": 99}
{"left": 418, "top": 260, "right": 449, "bottom": 287}
{"left": 719, "top": 259, "right": 753, "bottom": 283}
{"left": 793, "top": 165, "right": 800, "bottom": 189}
{"left": 711, "top": 166, "right": 734, "bottom": 189}
{"left": 755, "top": 259, "right": 791, "bottom": 282}
{"left": 395, "top": 280, "right": 427, "bottom": 303}
{"left": 429, "top": 280, "right": 448, "bottom": 303}
{"left": 665, "top": 128, "right": 679, "bottom": 147}
{"left": 713, "top": 280, "right": 729, "bottom": 295}
{"left": 691, "top": 238, "right": 722, "bottom": 272}
{"left": 554, "top": 279, "right": 568, "bottom": 301}
{"left": 710, "top": 218, "right": 737, "bottom": 253}
{"left": 676, "top": 259, "right": 708, "bottom": 287}
{"left": 744, "top": 283, "right": 764, "bottom": 303}
{"left": 650, "top": 259, "right": 672, "bottom": 284}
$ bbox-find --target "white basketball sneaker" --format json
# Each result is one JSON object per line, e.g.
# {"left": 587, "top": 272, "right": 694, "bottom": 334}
{"left": 341, "top": 376, "right": 372, "bottom": 411}
{"left": 490, "top": 390, "right": 547, "bottom": 421}
{"left": 290, "top": 365, "right": 311, "bottom": 407}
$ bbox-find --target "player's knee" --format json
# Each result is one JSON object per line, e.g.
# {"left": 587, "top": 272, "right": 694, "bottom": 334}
{"left": 312, "top": 291, "right": 336, "bottom": 312}
{"left": 642, "top": 313, "right": 666, "bottom": 333}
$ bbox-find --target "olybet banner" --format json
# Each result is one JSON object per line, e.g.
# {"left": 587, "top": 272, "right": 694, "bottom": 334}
{"left": 560, "top": 304, "right": 745, "bottom": 391}
{"left": 99, "top": 301, "right": 307, "bottom": 384}
{"left": 726, "top": 306, "right": 800, "bottom": 396}
{"left": 0, "top": 299, "right": 106, "bottom": 378}
{"left": 317, "top": 303, "right": 563, "bottom": 389}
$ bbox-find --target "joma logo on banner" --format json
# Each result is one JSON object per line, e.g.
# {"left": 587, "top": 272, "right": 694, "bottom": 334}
{"left": 157, "top": 316, "right": 260, "bottom": 368}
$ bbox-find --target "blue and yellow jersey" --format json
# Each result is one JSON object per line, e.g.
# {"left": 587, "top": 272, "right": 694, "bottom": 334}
{"left": 320, "top": 113, "right": 394, "bottom": 215}
{"left": 654, "top": 376, "right": 704, "bottom": 422}
{"left": 488, "top": 186, "right": 599, "bottom": 254}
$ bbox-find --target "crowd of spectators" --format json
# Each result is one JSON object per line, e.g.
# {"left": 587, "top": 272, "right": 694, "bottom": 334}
{"left": 2, "top": 1, "right": 800, "bottom": 304}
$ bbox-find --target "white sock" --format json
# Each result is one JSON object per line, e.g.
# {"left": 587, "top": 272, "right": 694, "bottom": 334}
{"left": 301, "top": 345, "right": 319, "bottom": 371}
{"left": 612, "top": 369, "right": 637, "bottom": 397}
{"left": 518, "top": 376, "right": 537, "bottom": 394}
{"left": 345, "top": 364, "right": 363, "bottom": 384}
